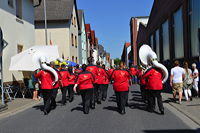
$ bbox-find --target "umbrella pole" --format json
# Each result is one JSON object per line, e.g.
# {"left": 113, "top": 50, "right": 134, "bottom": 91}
{"left": 44, "top": 0, "right": 48, "bottom": 46}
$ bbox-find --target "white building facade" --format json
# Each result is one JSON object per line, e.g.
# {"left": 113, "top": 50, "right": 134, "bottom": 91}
{"left": 0, "top": 0, "right": 35, "bottom": 82}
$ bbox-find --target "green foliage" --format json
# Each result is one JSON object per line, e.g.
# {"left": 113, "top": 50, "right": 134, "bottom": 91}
{"left": 114, "top": 58, "right": 121, "bottom": 66}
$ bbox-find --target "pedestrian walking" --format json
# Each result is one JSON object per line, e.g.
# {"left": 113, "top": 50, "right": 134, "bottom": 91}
{"left": 67, "top": 66, "right": 76, "bottom": 102}
{"left": 111, "top": 61, "right": 132, "bottom": 115}
{"left": 34, "top": 68, "right": 54, "bottom": 115}
{"left": 192, "top": 63, "right": 199, "bottom": 97}
{"left": 60, "top": 62, "right": 70, "bottom": 105}
{"left": 74, "top": 64, "right": 82, "bottom": 75}
{"left": 101, "top": 64, "right": 109, "bottom": 101}
{"left": 50, "top": 61, "right": 61, "bottom": 110}
{"left": 86, "top": 57, "right": 98, "bottom": 109}
{"left": 170, "top": 60, "right": 185, "bottom": 104}
{"left": 142, "top": 67, "right": 165, "bottom": 115}
{"left": 137, "top": 69, "right": 147, "bottom": 102}
{"left": 183, "top": 62, "right": 193, "bottom": 101}
{"left": 73, "top": 64, "right": 95, "bottom": 114}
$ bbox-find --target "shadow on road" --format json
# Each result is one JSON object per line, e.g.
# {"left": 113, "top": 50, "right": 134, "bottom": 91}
{"left": 103, "top": 106, "right": 118, "bottom": 112}
{"left": 143, "top": 129, "right": 200, "bottom": 133}
{"left": 71, "top": 106, "right": 83, "bottom": 112}
{"left": 32, "top": 105, "right": 44, "bottom": 111}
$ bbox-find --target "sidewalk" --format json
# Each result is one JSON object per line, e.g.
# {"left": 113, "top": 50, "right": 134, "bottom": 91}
{"left": 0, "top": 98, "right": 41, "bottom": 119}
{"left": 162, "top": 92, "right": 200, "bottom": 126}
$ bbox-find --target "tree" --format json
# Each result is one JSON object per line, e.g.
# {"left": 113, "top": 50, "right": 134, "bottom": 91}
{"left": 114, "top": 58, "right": 121, "bottom": 66}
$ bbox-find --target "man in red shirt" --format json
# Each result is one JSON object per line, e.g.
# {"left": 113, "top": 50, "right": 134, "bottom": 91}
{"left": 111, "top": 61, "right": 132, "bottom": 115}
{"left": 35, "top": 67, "right": 54, "bottom": 115}
{"left": 86, "top": 57, "right": 98, "bottom": 109}
{"left": 74, "top": 64, "right": 95, "bottom": 114}
{"left": 60, "top": 63, "right": 70, "bottom": 105}
{"left": 137, "top": 69, "right": 147, "bottom": 102}
{"left": 142, "top": 67, "right": 164, "bottom": 115}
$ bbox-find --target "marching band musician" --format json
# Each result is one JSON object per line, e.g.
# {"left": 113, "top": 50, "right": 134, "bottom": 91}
{"left": 101, "top": 64, "right": 109, "bottom": 101}
{"left": 59, "top": 62, "right": 70, "bottom": 105}
{"left": 74, "top": 64, "right": 82, "bottom": 76}
{"left": 50, "top": 61, "right": 62, "bottom": 110}
{"left": 86, "top": 57, "right": 98, "bottom": 109}
{"left": 67, "top": 66, "right": 76, "bottom": 102}
{"left": 111, "top": 61, "right": 132, "bottom": 115}
{"left": 137, "top": 68, "right": 147, "bottom": 102}
{"left": 73, "top": 64, "right": 95, "bottom": 114}
{"left": 34, "top": 65, "right": 54, "bottom": 115}
{"left": 142, "top": 67, "right": 165, "bottom": 115}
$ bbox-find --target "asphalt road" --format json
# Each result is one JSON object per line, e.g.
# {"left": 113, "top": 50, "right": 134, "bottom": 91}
{"left": 0, "top": 85, "right": 199, "bottom": 133}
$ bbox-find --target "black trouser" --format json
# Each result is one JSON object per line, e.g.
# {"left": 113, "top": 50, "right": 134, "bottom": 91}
{"left": 80, "top": 89, "right": 93, "bottom": 114}
{"left": 102, "top": 84, "right": 109, "bottom": 100}
{"left": 91, "top": 84, "right": 97, "bottom": 107}
{"left": 51, "top": 88, "right": 58, "bottom": 108}
{"left": 115, "top": 91, "right": 129, "bottom": 112}
{"left": 61, "top": 86, "right": 67, "bottom": 104}
{"left": 140, "top": 85, "right": 145, "bottom": 100}
{"left": 148, "top": 90, "right": 164, "bottom": 112}
{"left": 41, "top": 89, "right": 53, "bottom": 113}
{"left": 68, "top": 85, "right": 74, "bottom": 102}
{"left": 96, "top": 84, "right": 104, "bottom": 102}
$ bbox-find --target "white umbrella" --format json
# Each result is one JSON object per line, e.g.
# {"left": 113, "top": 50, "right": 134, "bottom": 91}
{"left": 9, "top": 45, "right": 59, "bottom": 71}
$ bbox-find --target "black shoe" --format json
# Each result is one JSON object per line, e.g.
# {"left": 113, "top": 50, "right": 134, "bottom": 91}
{"left": 120, "top": 110, "right": 126, "bottom": 115}
{"left": 190, "top": 97, "right": 193, "bottom": 101}
{"left": 97, "top": 101, "right": 101, "bottom": 104}
{"left": 160, "top": 110, "right": 164, "bottom": 115}
{"left": 90, "top": 105, "right": 95, "bottom": 109}
{"left": 69, "top": 97, "right": 74, "bottom": 102}
{"left": 51, "top": 105, "right": 57, "bottom": 110}
{"left": 102, "top": 98, "right": 106, "bottom": 101}
{"left": 44, "top": 110, "right": 48, "bottom": 115}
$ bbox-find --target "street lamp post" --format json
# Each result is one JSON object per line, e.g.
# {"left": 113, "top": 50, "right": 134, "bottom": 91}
{"left": 44, "top": 0, "right": 48, "bottom": 45}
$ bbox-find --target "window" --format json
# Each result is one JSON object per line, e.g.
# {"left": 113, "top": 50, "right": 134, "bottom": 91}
{"left": 8, "top": 0, "right": 14, "bottom": 8}
{"left": 74, "top": 17, "right": 76, "bottom": 27}
{"left": 155, "top": 29, "right": 160, "bottom": 61}
{"left": 162, "top": 20, "right": 170, "bottom": 60}
{"left": 190, "top": 0, "right": 200, "bottom": 57}
{"left": 174, "top": 8, "right": 184, "bottom": 58}
{"left": 71, "top": 34, "right": 74, "bottom": 46}
{"left": 17, "top": 44, "right": 23, "bottom": 53}
{"left": 72, "top": 56, "right": 74, "bottom": 62}
{"left": 150, "top": 34, "right": 154, "bottom": 50}
{"left": 16, "top": 0, "right": 22, "bottom": 19}
{"left": 75, "top": 36, "right": 77, "bottom": 48}
{"left": 76, "top": 57, "right": 78, "bottom": 63}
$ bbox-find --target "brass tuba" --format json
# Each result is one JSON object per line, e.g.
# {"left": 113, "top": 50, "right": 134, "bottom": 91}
{"left": 139, "top": 45, "right": 169, "bottom": 83}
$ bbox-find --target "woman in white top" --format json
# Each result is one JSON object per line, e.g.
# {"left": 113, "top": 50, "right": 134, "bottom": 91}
{"left": 192, "top": 63, "right": 199, "bottom": 97}
{"left": 183, "top": 62, "right": 193, "bottom": 101}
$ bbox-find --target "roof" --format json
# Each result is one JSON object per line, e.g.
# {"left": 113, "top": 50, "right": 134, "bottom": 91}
{"left": 35, "top": 0, "right": 76, "bottom": 22}
{"left": 78, "top": 10, "right": 84, "bottom": 29}
{"left": 125, "top": 42, "right": 131, "bottom": 48}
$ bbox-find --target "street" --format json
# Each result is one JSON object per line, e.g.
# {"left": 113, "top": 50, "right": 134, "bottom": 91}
{"left": 0, "top": 85, "right": 199, "bottom": 133}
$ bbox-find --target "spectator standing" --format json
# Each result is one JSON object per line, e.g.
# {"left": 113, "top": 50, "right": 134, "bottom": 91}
{"left": 192, "top": 63, "right": 199, "bottom": 97}
{"left": 170, "top": 60, "right": 185, "bottom": 104}
{"left": 183, "top": 62, "right": 193, "bottom": 101}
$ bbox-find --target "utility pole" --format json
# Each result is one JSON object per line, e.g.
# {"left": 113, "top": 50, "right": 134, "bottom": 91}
{"left": 44, "top": 0, "right": 48, "bottom": 45}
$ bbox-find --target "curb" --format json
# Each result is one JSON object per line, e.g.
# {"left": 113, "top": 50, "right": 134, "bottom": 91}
{"left": 0, "top": 100, "right": 42, "bottom": 120}
{"left": 167, "top": 102, "right": 200, "bottom": 126}
{"left": 162, "top": 93, "right": 200, "bottom": 127}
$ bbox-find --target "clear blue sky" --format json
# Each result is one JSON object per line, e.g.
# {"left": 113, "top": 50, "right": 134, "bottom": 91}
{"left": 77, "top": 0, "right": 154, "bottom": 59}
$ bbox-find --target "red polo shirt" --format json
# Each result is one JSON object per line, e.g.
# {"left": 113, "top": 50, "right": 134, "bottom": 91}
{"left": 35, "top": 70, "right": 53, "bottom": 90}
{"left": 75, "top": 71, "right": 94, "bottom": 90}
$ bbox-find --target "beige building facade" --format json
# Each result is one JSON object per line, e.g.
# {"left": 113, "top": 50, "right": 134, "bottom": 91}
{"left": 35, "top": 0, "right": 79, "bottom": 63}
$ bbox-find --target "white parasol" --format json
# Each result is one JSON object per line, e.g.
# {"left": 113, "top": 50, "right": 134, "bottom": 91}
{"left": 9, "top": 45, "right": 59, "bottom": 71}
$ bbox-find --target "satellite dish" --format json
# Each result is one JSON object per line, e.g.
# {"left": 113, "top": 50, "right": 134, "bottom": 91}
{"left": 139, "top": 44, "right": 152, "bottom": 66}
